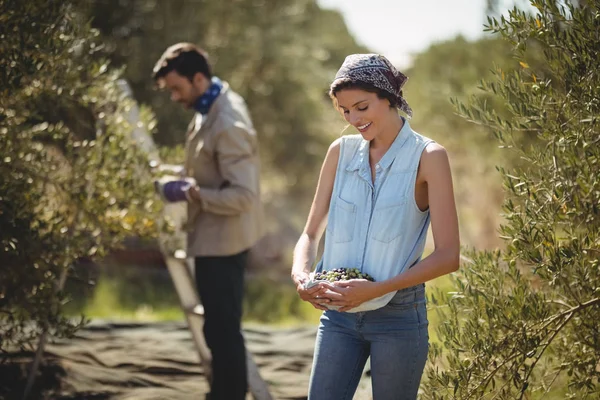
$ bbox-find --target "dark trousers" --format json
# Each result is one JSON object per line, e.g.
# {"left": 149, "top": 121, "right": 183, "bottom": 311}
{"left": 195, "top": 251, "right": 248, "bottom": 400}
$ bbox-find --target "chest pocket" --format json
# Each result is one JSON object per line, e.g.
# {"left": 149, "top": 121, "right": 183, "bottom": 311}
{"left": 371, "top": 195, "right": 408, "bottom": 243}
{"left": 331, "top": 196, "right": 356, "bottom": 243}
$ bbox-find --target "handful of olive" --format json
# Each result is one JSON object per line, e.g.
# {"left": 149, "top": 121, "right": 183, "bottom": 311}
{"left": 304, "top": 268, "right": 375, "bottom": 290}
{"left": 313, "top": 268, "right": 375, "bottom": 283}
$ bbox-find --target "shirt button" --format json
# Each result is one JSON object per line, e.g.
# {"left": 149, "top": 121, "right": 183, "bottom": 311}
{"left": 376, "top": 164, "right": 381, "bottom": 169}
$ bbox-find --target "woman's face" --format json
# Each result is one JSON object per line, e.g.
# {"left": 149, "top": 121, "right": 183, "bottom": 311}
{"left": 335, "top": 89, "right": 393, "bottom": 141}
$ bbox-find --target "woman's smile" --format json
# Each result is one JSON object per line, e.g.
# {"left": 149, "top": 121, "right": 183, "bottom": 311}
{"left": 357, "top": 122, "right": 372, "bottom": 132}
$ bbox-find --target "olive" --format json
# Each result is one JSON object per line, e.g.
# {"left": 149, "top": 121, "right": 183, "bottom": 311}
{"left": 312, "top": 267, "right": 375, "bottom": 282}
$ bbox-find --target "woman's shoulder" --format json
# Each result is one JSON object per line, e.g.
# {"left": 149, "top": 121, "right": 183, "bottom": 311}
{"left": 420, "top": 142, "right": 450, "bottom": 177}
{"left": 407, "top": 125, "right": 435, "bottom": 147}
{"left": 326, "top": 137, "right": 342, "bottom": 158}
{"left": 343, "top": 134, "right": 364, "bottom": 145}
{"left": 423, "top": 141, "right": 446, "bottom": 153}
{"left": 328, "top": 134, "right": 365, "bottom": 163}
{"left": 406, "top": 123, "right": 445, "bottom": 157}
{"left": 335, "top": 134, "right": 364, "bottom": 152}
{"left": 327, "top": 134, "right": 362, "bottom": 152}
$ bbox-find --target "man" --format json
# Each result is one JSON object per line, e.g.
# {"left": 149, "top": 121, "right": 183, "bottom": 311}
{"left": 153, "top": 43, "right": 263, "bottom": 400}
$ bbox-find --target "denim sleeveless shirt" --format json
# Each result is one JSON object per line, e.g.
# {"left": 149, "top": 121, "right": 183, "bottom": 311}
{"left": 318, "top": 120, "right": 434, "bottom": 312}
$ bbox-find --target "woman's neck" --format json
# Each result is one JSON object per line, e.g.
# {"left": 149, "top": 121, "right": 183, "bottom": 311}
{"left": 371, "top": 113, "right": 404, "bottom": 151}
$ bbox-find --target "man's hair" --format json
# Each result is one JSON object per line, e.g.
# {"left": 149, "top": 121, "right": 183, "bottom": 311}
{"left": 152, "top": 42, "right": 212, "bottom": 82}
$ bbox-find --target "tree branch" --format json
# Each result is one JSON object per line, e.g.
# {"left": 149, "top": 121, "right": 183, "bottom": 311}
{"left": 518, "top": 310, "right": 575, "bottom": 400}
{"left": 466, "top": 297, "right": 600, "bottom": 398}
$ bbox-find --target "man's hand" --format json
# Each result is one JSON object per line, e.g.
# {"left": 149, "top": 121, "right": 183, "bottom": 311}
{"left": 186, "top": 184, "right": 202, "bottom": 202}
{"left": 155, "top": 179, "right": 191, "bottom": 202}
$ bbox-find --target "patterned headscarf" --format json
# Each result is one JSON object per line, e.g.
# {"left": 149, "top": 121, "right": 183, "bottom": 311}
{"left": 331, "top": 54, "right": 412, "bottom": 118}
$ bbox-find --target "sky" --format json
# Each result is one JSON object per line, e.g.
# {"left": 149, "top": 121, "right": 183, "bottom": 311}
{"left": 316, "top": 0, "right": 493, "bottom": 69}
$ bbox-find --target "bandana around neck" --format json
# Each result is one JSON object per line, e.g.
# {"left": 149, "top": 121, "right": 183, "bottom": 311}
{"left": 332, "top": 54, "right": 413, "bottom": 118}
{"left": 194, "top": 76, "right": 223, "bottom": 115}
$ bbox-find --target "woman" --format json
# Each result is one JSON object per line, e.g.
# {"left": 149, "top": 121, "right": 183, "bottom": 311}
{"left": 291, "top": 54, "right": 460, "bottom": 399}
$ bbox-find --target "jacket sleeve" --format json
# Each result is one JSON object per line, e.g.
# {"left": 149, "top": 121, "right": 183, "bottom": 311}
{"left": 195, "top": 125, "right": 259, "bottom": 215}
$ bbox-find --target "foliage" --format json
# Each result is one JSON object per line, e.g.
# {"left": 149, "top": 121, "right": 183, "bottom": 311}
{"left": 487, "top": 0, "right": 588, "bottom": 14}
{"left": 423, "top": 0, "right": 600, "bottom": 398}
{"left": 0, "top": 0, "right": 159, "bottom": 354}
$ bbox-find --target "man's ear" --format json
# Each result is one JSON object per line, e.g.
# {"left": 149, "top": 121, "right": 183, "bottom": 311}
{"left": 192, "top": 72, "right": 209, "bottom": 92}
{"left": 155, "top": 77, "right": 166, "bottom": 89}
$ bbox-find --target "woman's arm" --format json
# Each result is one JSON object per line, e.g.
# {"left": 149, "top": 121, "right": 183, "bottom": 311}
{"left": 291, "top": 138, "right": 341, "bottom": 309}
{"left": 328, "top": 142, "right": 460, "bottom": 311}
{"left": 377, "top": 142, "right": 460, "bottom": 292}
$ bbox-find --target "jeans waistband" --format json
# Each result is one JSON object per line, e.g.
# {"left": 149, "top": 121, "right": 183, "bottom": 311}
{"left": 388, "top": 283, "right": 426, "bottom": 305}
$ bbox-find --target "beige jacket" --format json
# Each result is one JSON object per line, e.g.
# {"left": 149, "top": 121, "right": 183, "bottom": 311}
{"left": 184, "top": 83, "right": 264, "bottom": 257}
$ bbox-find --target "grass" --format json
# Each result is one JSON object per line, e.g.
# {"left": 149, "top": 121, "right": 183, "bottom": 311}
{"left": 64, "top": 263, "right": 183, "bottom": 322}
{"left": 69, "top": 277, "right": 184, "bottom": 321}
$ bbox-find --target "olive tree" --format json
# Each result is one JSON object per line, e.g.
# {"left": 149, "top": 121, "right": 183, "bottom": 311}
{"left": 423, "top": 1, "right": 600, "bottom": 398}
{"left": 0, "top": 0, "right": 159, "bottom": 353}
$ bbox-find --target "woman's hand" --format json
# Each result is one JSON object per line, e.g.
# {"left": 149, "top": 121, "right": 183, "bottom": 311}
{"left": 324, "top": 279, "right": 383, "bottom": 312}
{"left": 292, "top": 272, "right": 331, "bottom": 311}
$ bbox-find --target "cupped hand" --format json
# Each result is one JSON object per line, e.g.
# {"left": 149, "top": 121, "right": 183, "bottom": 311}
{"left": 321, "top": 279, "right": 382, "bottom": 312}
{"left": 292, "top": 272, "right": 331, "bottom": 310}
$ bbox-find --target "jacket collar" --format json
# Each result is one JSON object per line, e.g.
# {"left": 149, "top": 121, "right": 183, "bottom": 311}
{"left": 187, "top": 82, "right": 230, "bottom": 142}
{"left": 193, "top": 76, "right": 223, "bottom": 115}
{"left": 201, "top": 81, "right": 229, "bottom": 127}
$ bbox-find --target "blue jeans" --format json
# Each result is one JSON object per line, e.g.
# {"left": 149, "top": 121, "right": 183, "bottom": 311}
{"left": 308, "top": 284, "right": 429, "bottom": 400}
